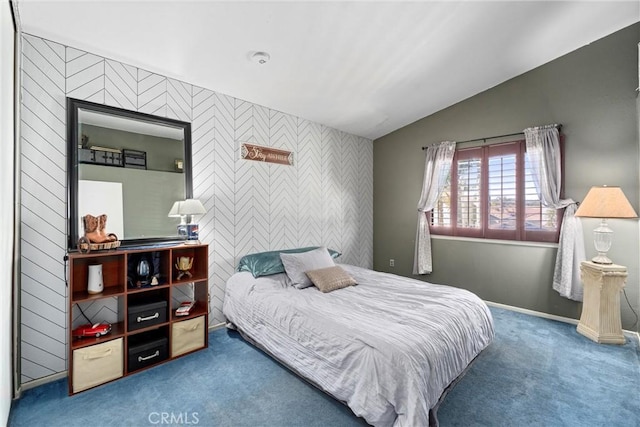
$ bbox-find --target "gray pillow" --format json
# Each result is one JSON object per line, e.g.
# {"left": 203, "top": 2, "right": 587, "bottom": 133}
{"left": 280, "top": 246, "right": 336, "bottom": 289}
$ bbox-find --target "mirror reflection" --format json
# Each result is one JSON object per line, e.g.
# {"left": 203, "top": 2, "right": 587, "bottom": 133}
{"left": 68, "top": 98, "right": 192, "bottom": 249}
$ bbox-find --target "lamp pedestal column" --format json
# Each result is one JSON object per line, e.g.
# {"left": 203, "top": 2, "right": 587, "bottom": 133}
{"left": 577, "top": 261, "right": 627, "bottom": 344}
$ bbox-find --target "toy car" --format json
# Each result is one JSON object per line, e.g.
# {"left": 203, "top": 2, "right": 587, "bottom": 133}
{"left": 73, "top": 322, "right": 112, "bottom": 338}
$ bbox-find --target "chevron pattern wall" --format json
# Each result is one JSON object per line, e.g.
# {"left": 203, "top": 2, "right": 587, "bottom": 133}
{"left": 19, "top": 34, "right": 373, "bottom": 385}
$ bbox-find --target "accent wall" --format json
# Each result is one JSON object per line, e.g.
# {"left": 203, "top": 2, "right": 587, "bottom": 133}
{"left": 19, "top": 34, "right": 373, "bottom": 385}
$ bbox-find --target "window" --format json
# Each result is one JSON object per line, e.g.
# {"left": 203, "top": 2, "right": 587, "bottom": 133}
{"left": 429, "top": 140, "right": 561, "bottom": 243}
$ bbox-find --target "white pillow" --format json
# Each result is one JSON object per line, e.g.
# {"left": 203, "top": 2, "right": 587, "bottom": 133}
{"left": 280, "top": 247, "right": 336, "bottom": 289}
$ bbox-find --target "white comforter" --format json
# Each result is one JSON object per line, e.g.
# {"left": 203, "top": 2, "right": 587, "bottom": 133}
{"left": 223, "top": 264, "right": 494, "bottom": 427}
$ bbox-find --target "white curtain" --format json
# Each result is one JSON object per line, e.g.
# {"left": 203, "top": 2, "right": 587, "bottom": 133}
{"left": 413, "top": 141, "right": 456, "bottom": 274}
{"left": 524, "top": 125, "right": 585, "bottom": 301}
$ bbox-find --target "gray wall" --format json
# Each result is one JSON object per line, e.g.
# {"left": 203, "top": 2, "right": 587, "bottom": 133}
{"left": 374, "top": 23, "right": 640, "bottom": 331}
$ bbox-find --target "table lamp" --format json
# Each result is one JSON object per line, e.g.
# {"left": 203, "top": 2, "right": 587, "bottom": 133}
{"left": 168, "top": 199, "right": 206, "bottom": 244}
{"left": 574, "top": 185, "right": 637, "bottom": 264}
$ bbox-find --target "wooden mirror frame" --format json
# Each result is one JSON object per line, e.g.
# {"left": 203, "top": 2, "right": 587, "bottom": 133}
{"left": 67, "top": 98, "right": 193, "bottom": 251}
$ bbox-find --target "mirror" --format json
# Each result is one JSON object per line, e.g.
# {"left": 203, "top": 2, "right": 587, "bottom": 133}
{"left": 67, "top": 98, "right": 192, "bottom": 250}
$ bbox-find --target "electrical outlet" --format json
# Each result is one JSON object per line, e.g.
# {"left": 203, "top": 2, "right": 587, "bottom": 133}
{"left": 389, "top": 259, "right": 395, "bottom": 267}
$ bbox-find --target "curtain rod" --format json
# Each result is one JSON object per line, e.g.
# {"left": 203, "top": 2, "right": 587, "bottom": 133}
{"left": 421, "top": 124, "right": 562, "bottom": 150}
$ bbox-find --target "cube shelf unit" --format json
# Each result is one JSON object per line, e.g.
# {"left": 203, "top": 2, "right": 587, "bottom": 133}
{"left": 67, "top": 243, "right": 209, "bottom": 394}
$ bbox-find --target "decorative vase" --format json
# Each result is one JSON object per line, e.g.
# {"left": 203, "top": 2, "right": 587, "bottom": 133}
{"left": 137, "top": 258, "right": 150, "bottom": 286}
{"left": 87, "top": 264, "right": 103, "bottom": 294}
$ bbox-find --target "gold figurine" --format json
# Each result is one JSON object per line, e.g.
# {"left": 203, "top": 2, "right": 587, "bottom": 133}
{"left": 175, "top": 256, "right": 194, "bottom": 281}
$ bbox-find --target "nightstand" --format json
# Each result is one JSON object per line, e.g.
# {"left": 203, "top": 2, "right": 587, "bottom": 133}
{"left": 577, "top": 261, "right": 627, "bottom": 344}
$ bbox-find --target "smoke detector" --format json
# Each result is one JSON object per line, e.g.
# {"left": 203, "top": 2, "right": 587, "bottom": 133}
{"left": 251, "top": 51, "right": 271, "bottom": 65}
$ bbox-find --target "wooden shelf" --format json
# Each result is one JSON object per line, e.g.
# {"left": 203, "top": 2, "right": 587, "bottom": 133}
{"left": 171, "top": 301, "right": 208, "bottom": 321}
{"left": 172, "top": 277, "right": 207, "bottom": 286}
{"left": 126, "top": 321, "right": 170, "bottom": 336}
{"left": 126, "top": 283, "right": 171, "bottom": 294}
{"left": 68, "top": 243, "right": 209, "bottom": 395}
{"left": 72, "top": 286, "right": 124, "bottom": 302}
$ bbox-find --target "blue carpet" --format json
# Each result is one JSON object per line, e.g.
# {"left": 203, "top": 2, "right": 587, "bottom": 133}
{"left": 438, "top": 308, "right": 640, "bottom": 427}
{"left": 8, "top": 307, "right": 640, "bottom": 427}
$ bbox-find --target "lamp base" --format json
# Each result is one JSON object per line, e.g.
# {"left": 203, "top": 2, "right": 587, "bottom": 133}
{"left": 591, "top": 253, "right": 613, "bottom": 264}
{"left": 592, "top": 220, "right": 613, "bottom": 265}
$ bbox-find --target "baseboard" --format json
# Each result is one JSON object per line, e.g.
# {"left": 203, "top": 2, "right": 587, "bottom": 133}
{"left": 485, "top": 300, "right": 639, "bottom": 338}
{"left": 484, "top": 300, "right": 579, "bottom": 325}
{"left": 19, "top": 371, "right": 67, "bottom": 394}
{"left": 209, "top": 322, "right": 225, "bottom": 331}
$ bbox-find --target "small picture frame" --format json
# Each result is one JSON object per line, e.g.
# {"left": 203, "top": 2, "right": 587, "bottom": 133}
{"left": 186, "top": 224, "right": 199, "bottom": 240}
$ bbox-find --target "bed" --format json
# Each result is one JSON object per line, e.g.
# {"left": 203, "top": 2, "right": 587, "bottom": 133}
{"left": 223, "top": 247, "right": 494, "bottom": 427}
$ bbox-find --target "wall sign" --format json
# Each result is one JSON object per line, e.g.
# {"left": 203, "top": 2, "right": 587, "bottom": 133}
{"left": 240, "top": 143, "right": 294, "bottom": 166}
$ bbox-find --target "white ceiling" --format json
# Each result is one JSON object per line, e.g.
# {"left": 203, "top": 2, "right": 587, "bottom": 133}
{"left": 15, "top": 1, "right": 640, "bottom": 140}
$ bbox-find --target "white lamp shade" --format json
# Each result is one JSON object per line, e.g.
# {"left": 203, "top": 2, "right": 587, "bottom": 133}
{"left": 180, "top": 199, "right": 207, "bottom": 216}
{"left": 168, "top": 199, "right": 206, "bottom": 217}
{"left": 168, "top": 201, "right": 183, "bottom": 217}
